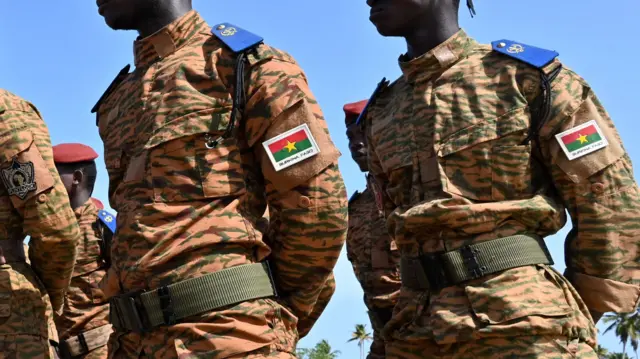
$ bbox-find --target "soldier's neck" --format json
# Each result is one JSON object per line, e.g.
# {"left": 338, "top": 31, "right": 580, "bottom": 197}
{"left": 70, "top": 193, "right": 90, "bottom": 211}
{"left": 404, "top": 16, "right": 460, "bottom": 60}
{"left": 136, "top": 3, "right": 192, "bottom": 38}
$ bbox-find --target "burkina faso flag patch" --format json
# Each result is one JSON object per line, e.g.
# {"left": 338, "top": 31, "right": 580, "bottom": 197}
{"left": 262, "top": 124, "right": 320, "bottom": 171}
{"left": 555, "top": 120, "right": 609, "bottom": 160}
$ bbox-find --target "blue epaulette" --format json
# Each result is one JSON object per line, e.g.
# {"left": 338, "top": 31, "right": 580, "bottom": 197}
{"left": 211, "top": 23, "right": 264, "bottom": 53}
{"left": 491, "top": 40, "right": 559, "bottom": 69}
{"left": 97, "top": 209, "right": 116, "bottom": 233}
{"left": 349, "top": 190, "right": 361, "bottom": 204}
{"left": 356, "top": 77, "right": 390, "bottom": 126}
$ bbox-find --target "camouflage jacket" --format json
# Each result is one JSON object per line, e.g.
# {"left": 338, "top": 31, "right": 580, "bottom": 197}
{"left": 0, "top": 89, "right": 79, "bottom": 340}
{"left": 55, "top": 198, "right": 109, "bottom": 342}
{"left": 366, "top": 30, "right": 639, "bottom": 344}
{"left": 94, "top": 11, "right": 347, "bottom": 357}
{"left": 346, "top": 175, "right": 400, "bottom": 358}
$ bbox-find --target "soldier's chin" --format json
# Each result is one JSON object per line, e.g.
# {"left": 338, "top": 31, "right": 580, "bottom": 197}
{"left": 102, "top": 13, "right": 134, "bottom": 31}
{"left": 371, "top": 21, "right": 403, "bottom": 37}
{"left": 356, "top": 160, "right": 369, "bottom": 173}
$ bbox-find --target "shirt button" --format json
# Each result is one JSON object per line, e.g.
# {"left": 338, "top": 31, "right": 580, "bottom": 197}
{"left": 299, "top": 196, "right": 311, "bottom": 208}
{"left": 591, "top": 183, "right": 605, "bottom": 194}
{"left": 37, "top": 194, "right": 47, "bottom": 203}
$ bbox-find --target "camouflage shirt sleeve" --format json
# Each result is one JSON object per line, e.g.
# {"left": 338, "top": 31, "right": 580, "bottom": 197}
{"left": 537, "top": 64, "right": 640, "bottom": 314}
{"left": 0, "top": 99, "right": 79, "bottom": 313}
{"left": 297, "top": 272, "right": 336, "bottom": 337}
{"left": 243, "top": 47, "right": 348, "bottom": 328}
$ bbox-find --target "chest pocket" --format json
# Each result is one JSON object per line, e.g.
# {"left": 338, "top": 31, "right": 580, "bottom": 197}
{"left": 145, "top": 108, "right": 247, "bottom": 203}
{"left": 436, "top": 107, "right": 534, "bottom": 202}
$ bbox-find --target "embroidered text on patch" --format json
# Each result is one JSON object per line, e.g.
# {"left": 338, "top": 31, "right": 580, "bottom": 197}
{"left": 1, "top": 159, "right": 37, "bottom": 199}
{"left": 262, "top": 124, "right": 320, "bottom": 171}
{"left": 555, "top": 120, "right": 609, "bottom": 160}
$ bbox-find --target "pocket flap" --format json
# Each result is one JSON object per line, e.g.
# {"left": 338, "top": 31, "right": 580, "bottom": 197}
{"left": 438, "top": 107, "right": 529, "bottom": 157}
{"left": 143, "top": 108, "right": 232, "bottom": 150}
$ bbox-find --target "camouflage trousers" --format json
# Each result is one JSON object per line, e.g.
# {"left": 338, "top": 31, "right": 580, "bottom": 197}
{"left": 386, "top": 336, "right": 598, "bottom": 358}
{"left": 110, "top": 336, "right": 297, "bottom": 359}
{"left": 107, "top": 298, "right": 298, "bottom": 359}
{"left": 384, "top": 265, "right": 598, "bottom": 359}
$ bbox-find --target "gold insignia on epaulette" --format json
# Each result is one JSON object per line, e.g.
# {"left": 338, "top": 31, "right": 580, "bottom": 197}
{"left": 221, "top": 27, "right": 237, "bottom": 37}
{"left": 507, "top": 44, "right": 525, "bottom": 54}
{"left": 1, "top": 159, "right": 37, "bottom": 200}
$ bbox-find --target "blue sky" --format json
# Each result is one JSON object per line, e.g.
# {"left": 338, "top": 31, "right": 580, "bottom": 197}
{"left": 2, "top": 0, "right": 639, "bottom": 356}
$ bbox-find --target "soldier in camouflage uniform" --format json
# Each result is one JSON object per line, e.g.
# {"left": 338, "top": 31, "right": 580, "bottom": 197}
{"left": 92, "top": 1, "right": 347, "bottom": 358}
{"left": 53, "top": 143, "right": 115, "bottom": 359}
{"left": 362, "top": 0, "right": 640, "bottom": 358}
{"left": 344, "top": 100, "right": 401, "bottom": 359}
{"left": 0, "top": 89, "right": 80, "bottom": 358}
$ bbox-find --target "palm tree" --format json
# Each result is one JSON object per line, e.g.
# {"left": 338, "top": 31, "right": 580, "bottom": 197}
{"left": 603, "top": 311, "right": 640, "bottom": 357}
{"left": 313, "top": 340, "right": 340, "bottom": 359}
{"left": 348, "top": 324, "right": 373, "bottom": 359}
{"left": 596, "top": 345, "right": 610, "bottom": 358}
{"left": 297, "top": 340, "right": 340, "bottom": 359}
{"left": 605, "top": 353, "right": 630, "bottom": 359}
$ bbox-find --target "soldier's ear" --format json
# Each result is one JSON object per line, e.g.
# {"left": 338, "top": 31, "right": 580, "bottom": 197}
{"left": 73, "top": 169, "right": 84, "bottom": 186}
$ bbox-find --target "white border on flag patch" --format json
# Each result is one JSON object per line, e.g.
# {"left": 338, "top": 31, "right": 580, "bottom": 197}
{"left": 554, "top": 120, "right": 609, "bottom": 161}
{"left": 262, "top": 123, "right": 321, "bottom": 172}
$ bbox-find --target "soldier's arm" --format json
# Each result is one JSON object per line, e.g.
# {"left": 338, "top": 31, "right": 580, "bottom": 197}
{"left": 297, "top": 272, "right": 336, "bottom": 337}
{"left": 365, "top": 119, "right": 396, "bottom": 219}
{"left": 538, "top": 65, "right": 640, "bottom": 321}
{"left": 0, "top": 104, "right": 79, "bottom": 313}
{"left": 244, "top": 49, "right": 347, "bottom": 329}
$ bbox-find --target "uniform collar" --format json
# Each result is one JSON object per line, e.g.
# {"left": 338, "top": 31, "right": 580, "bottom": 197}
{"left": 74, "top": 198, "right": 98, "bottom": 219}
{"left": 365, "top": 173, "right": 375, "bottom": 189}
{"left": 399, "top": 29, "right": 476, "bottom": 84}
{"left": 133, "top": 10, "right": 206, "bottom": 67}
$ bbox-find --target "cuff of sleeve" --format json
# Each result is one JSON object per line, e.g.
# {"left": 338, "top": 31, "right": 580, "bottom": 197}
{"left": 48, "top": 291, "right": 65, "bottom": 315}
{"left": 566, "top": 271, "right": 640, "bottom": 313}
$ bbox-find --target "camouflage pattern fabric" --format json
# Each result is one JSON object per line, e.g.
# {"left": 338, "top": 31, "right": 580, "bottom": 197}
{"left": 297, "top": 272, "right": 336, "bottom": 338}
{"left": 0, "top": 89, "right": 80, "bottom": 358}
{"left": 55, "top": 198, "right": 110, "bottom": 358}
{"left": 365, "top": 30, "right": 640, "bottom": 356}
{"left": 94, "top": 11, "right": 347, "bottom": 358}
{"left": 346, "top": 175, "right": 400, "bottom": 359}
{"left": 389, "top": 334, "right": 597, "bottom": 359}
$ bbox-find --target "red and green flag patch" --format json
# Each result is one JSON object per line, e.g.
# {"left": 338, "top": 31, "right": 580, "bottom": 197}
{"left": 263, "top": 124, "right": 320, "bottom": 171}
{"left": 555, "top": 120, "right": 608, "bottom": 160}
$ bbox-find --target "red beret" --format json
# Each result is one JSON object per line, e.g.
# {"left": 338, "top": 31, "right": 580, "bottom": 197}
{"left": 91, "top": 198, "right": 104, "bottom": 209}
{"left": 343, "top": 100, "right": 368, "bottom": 125}
{"left": 53, "top": 143, "right": 99, "bottom": 164}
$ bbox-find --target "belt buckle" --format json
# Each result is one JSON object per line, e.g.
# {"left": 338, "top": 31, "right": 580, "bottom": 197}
{"left": 109, "top": 290, "right": 150, "bottom": 333}
{"left": 460, "top": 245, "right": 486, "bottom": 280}
{"left": 263, "top": 261, "right": 278, "bottom": 297}
{"left": 157, "top": 286, "right": 176, "bottom": 326}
